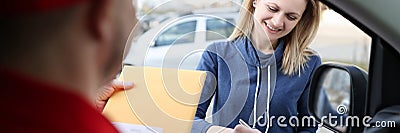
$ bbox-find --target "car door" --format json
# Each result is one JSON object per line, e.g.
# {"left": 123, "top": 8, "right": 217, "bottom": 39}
{"left": 310, "top": 0, "right": 400, "bottom": 132}
{"left": 146, "top": 15, "right": 237, "bottom": 70}
{"left": 144, "top": 17, "right": 201, "bottom": 69}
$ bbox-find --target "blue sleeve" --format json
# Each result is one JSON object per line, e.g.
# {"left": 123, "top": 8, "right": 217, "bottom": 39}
{"left": 191, "top": 44, "right": 218, "bottom": 133}
{"left": 297, "top": 55, "right": 321, "bottom": 133}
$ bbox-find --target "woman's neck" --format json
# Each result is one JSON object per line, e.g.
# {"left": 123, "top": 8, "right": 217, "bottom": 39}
{"left": 250, "top": 33, "right": 277, "bottom": 54}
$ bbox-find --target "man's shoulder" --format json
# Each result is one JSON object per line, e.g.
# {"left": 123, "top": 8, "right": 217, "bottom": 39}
{"left": 0, "top": 69, "right": 118, "bottom": 133}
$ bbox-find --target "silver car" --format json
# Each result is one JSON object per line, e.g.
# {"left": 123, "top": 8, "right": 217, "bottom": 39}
{"left": 124, "top": 14, "right": 237, "bottom": 70}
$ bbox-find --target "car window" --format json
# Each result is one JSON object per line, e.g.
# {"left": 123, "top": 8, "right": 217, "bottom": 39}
{"left": 206, "top": 18, "right": 235, "bottom": 41}
{"left": 311, "top": 9, "right": 372, "bottom": 71}
{"left": 311, "top": 9, "right": 372, "bottom": 133}
{"left": 155, "top": 21, "right": 197, "bottom": 46}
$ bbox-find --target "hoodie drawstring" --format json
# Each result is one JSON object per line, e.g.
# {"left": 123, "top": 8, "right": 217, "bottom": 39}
{"left": 252, "top": 66, "right": 261, "bottom": 128}
{"left": 265, "top": 65, "right": 271, "bottom": 132}
{"left": 252, "top": 65, "right": 271, "bottom": 133}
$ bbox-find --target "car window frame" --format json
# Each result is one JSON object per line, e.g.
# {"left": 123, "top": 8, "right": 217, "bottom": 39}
{"left": 318, "top": 0, "right": 400, "bottom": 132}
{"left": 205, "top": 18, "right": 236, "bottom": 41}
{"left": 154, "top": 20, "right": 198, "bottom": 47}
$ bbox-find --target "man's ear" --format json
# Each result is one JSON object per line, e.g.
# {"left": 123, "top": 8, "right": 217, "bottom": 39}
{"left": 86, "top": 0, "right": 116, "bottom": 70}
{"left": 86, "top": 0, "right": 112, "bottom": 43}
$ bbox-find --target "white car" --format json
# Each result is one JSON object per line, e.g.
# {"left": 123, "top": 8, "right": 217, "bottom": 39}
{"left": 124, "top": 14, "right": 237, "bottom": 70}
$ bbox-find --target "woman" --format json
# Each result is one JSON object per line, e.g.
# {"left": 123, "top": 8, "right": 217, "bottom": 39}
{"left": 191, "top": 0, "right": 321, "bottom": 132}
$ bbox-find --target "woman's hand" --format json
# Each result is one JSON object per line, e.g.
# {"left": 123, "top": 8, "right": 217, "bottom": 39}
{"left": 207, "top": 126, "right": 234, "bottom": 133}
{"left": 232, "top": 125, "right": 261, "bottom": 133}
{"left": 206, "top": 125, "right": 261, "bottom": 133}
{"left": 95, "top": 79, "right": 134, "bottom": 111}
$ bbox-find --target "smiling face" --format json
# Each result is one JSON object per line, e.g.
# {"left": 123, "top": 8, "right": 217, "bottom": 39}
{"left": 252, "top": 0, "right": 307, "bottom": 43}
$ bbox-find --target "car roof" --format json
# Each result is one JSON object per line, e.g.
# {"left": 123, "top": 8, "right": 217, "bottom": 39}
{"left": 323, "top": 0, "right": 400, "bottom": 53}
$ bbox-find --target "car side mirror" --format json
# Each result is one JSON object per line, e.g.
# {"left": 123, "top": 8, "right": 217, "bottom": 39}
{"left": 308, "top": 63, "right": 368, "bottom": 133}
{"left": 150, "top": 40, "right": 156, "bottom": 47}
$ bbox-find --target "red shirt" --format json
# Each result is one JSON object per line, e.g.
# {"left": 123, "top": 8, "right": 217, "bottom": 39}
{"left": 0, "top": 68, "right": 118, "bottom": 133}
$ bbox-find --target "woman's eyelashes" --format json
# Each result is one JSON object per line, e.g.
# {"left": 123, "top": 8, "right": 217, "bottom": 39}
{"left": 267, "top": 5, "right": 278, "bottom": 13}
{"left": 266, "top": 5, "right": 298, "bottom": 21}
{"left": 287, "top": 15, "right": 297, "bottom": 21}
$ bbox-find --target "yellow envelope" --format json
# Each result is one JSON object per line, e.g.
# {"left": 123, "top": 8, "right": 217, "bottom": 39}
{"left": 103, "top": 66, "right": 206, "bottom": 133}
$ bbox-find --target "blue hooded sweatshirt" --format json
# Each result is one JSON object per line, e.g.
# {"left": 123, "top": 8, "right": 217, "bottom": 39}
{"left": 191, "top": 37, "right": 321, "bottom": 133}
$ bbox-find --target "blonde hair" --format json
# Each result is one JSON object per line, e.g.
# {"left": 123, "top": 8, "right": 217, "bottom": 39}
{"left": 228, "top": 0, "right": 321, "bottom": 76}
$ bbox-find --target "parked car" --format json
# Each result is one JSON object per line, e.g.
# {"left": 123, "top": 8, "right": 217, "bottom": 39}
{"left": 123, "top": 13, "right": 238, "bottom": 70}
{"left": 308, "top": 0, "right": 400, "bottom": 133}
